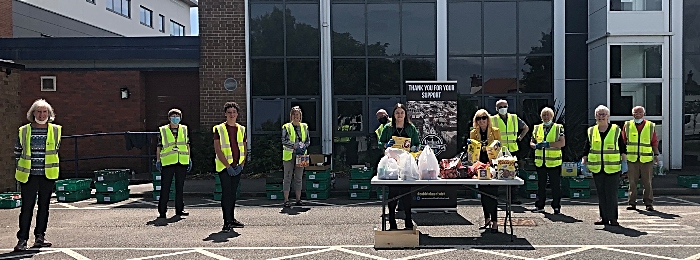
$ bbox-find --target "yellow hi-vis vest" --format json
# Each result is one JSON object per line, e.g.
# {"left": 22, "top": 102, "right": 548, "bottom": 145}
{"left": 282, "top": 122, "right": 307, "bottom": 161}
{"left": 624, "top": 120, "right": 655, "bottom": 163}
{"left": 492, "top": 114, "right": 519, "bottom": 152}
{"left": 159, "top": 124, "right": 190, "bottom": 166}
{"left": 375, "top": 118, "right": 392, "bottom": 138}
{"left": 16, "top": 124, "right": 61, "bottom": 183}
{"left": 533, "top": 123, "right": 563, "bottom": 168}
{"left": 214, "top": 123, "right": 246, "bottom": 172}
{"left": 587, "top": 124, "right": 622, "bottom": 174}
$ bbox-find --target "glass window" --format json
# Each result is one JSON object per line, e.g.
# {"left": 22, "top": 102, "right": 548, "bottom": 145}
{"left": 483, "top": 57, "right": 517, "bottom": 94}
{"left": 610, "top": 45, "right": 662, "bottom": 78}
{"left": 448, "top": 1, "right": 481, "bottom": 55}
{"left": 484, "top": 2, "right": 516, "bottom": 54}
{"left": 519, "top": 1, "right": 552, "bottom": 54}
{"left": 107, "top": 0, "right": 130, "bottom": 17}
{"left": 287, "top": 59, "right": 320, "bottom": 95}
{"left": 159, "top": 15, "right": 165, "bottom": 32}
{"left": 610, "top": 0, "right": 662, "bottom": 11}
{"left": 610, "top": 83, "right": 662, "bottom": 116}
{"left": 368, "top": 58, "right": 400, "bottom": 95}
{"left": 286, "top": 4, "right": 320, "bottom": 56}
{"left": 367, "top": 4, "right": 400, "bottom": 56}
{"left": 251, "top": 59, "right": 284, "bottom": 96}
{"left": 253, "top": 99, "right": 284, "bottom": 132}
{"left": 87, "top": 0, "right": 95, "bottom": 4}
{"left": 288, "top": 100, "right": 318, "bottom": 132}
{"left": 565, "top": 0, "right": 587, "bottom": 34}
{"left": 332, "top": 4, "right": 365, "bottom": 56}
{"left": 402, "top": 58, "right": 437, "bottom": 93}
{"left": 519, "top": 56, "right": 553, "bottom": 94}
{"left": 336, "top": 100, "right": 364, "bottom": 132}
{"left": 565, "top": 34, "right": 588, "bottom": 79}
{"left": 402, "top": 3, "right": 436, "bottom": 56}
{"left": 170, "top": 21, "right": 185, "bottom": 36}
{"left": 448, "top": 57, "right": 481, "bottom": 95}
{"left": 333, "top": 59, "right": 366, "bottom": 95}
{"left": 684, "top": 1, "right": 700, "bottom": 53}
{"left": 250, "top": 4, "right": 284, "bottom": 56}
{"left": 139, "top": 6, "right": 152, "bottom": 27}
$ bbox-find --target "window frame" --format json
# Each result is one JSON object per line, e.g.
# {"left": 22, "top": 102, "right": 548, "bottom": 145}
{"left": 139, "top": 6, "right": 153, "bottom": 28}
{"left": 158, "top": 15, "right": 165, "bottom": 33}
{"left": 107, "top": 0, "right": 131, "bottom": 18}
{"left": 40, "top": 76, "right": 56, "bottom": 92}
{"left": 170, "top": 20, "right": 185, "bottom": 36}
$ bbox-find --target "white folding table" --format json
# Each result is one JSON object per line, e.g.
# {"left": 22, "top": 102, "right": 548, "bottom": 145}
{"left": 371, "top": 176, "right": 525, "bottom": 241}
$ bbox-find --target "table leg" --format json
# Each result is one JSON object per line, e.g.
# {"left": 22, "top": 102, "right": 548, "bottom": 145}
{"left": 507, "top": 186, "right": 513, "bottom": 242}
{"left": 381, "top": 185, "right": 386, "bottom": 231}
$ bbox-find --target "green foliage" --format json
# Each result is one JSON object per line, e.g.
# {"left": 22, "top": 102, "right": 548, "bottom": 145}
{"left": 246, "top": 133, "right": 283, "bottom": 176}
{"left": 189, "top": 131, "right": 215, "bottom": 176}
{"left": 520, "top": 99, "right": 588, "bottom": 162}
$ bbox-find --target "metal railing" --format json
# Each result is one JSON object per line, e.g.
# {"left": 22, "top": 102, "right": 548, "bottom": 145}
{"left": 60, "top": 131, "right": 158, "bottom": 178}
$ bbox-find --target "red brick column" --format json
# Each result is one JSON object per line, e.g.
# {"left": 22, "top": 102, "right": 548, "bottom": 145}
{"left": 0, "top": 0, "right": 13, "bottom": 37}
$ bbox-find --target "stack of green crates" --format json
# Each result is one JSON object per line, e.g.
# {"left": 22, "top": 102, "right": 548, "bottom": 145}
{"left": 213, "top": 174, "right": 242, "bottom": 201}
{"left": 151, "top": 171, "right": 175, "bottom": 201}
{"left": 349, "top": 167, "right": 373, "bottom": 200}
{"left": 266, "top": 171, "right": 284, "bottom": 200}
{"left": 55, "top": 178, "right": 92, "bottom": 202}
{"left": 306, "top": 170, "right": 331, "bottom": 200}
{"left": 677, "top": 175, "right": 700, "bottom": 189}
{"left": 618, "top": 178, "right": 641, "bottom": 198}
{"left": 94, "top": 169, "right": 130, "bottom": 203}
{"left": 0, "top": 192, "right": 21, "bottom": 209}
{"left": 518, "top": 169, "right": 538, "bottom": 199}
{"left": 562, "top": 176, "right": 591, "bottom": 199}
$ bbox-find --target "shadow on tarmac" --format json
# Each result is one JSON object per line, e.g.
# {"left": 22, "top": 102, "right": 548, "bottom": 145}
{"left": 279, "top": 207, "right": 310, "bottom": 216}
{"left": 0, "top": 248, "right": 43, "bottom": 259}
{"left": 146, "top": 215, "right": 183, "bottom": 227}
{"left": 543, "top": 212, "right": 583, "bottom": 223}
{"left": 601, "top": 225, "right": 648, "bottom": 237}
{"left": 203, "top": 230, "right": 241, "bottom": 243}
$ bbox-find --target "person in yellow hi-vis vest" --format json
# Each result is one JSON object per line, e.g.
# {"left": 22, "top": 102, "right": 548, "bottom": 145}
{"left": 491, "top": 100, "right": 529, "bottom": 205}
{"left": 375, "top": 109, "right": 391, "bottom": 139}
{"left": 622, "top": 106, "right": 659, "bottom": 212}
{"left": 155, "top": 108, "right": 191, "bottom": 219}
{"left": 13, "top": 99, "right": 61, "bottom": 252}
{"left": 582, "top": 105, "right": 627, "bottom": 226}
{"left": 282, "top": 106, "right": 310, "bottom": 208}
{"left": 529, "top": 107, "right": 565, "bottom": 214}
{"left": 213, "top": 102, "right": 247, "bottom": 232}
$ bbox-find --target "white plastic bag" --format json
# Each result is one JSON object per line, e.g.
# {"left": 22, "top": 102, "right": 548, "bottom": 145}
{"left": 385, "top": 147, "right": 408, "bottom": 161}
{"left": 398, "top": 153, "right": 419, "bottom": 181}
{"left": 377, "top": 156, "right": 399, "bottom": 180}
{"left": 417, "top": 145, "right": 440, "bottom": 180}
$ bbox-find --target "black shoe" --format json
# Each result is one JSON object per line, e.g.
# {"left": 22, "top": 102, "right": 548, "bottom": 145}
{"left": 609, "top": 221, "right": 620, "bottom": 226}
{"left": 295, "top": 200, "right": 305, "bottom": 206}
{"left": 222, "top": 224, "right": 233, "bottom": 232}
{"left": 530, "top": 207, "right": 544, "bottom": 213}
{"left": 14, "top": 240, "right": 27, "bottom": 252}
{"left": 176, "top": 211, "right": 189, "bottom": 216}
{"left": 283, "top": 201, "right": 291, "bottom": 208}
{"left": 626, "top": 205, "right": 636, "bottom": 210}
{"left": 553, "top": 208, "right": 561, "bottom": 215}
{"left": 646, "top": 205, "right": 655, "bottom": 211}
{"left": 231, "top": 219, "right": 245, "bottom": 228}
{"left": 158, "top": 214, "right": 166, "bottom": 219}
{"left": 34, "top": 234, "right": 52, "bottom": 248}
{"left": 594, "top": 219, "right": 607, "bottom": 225}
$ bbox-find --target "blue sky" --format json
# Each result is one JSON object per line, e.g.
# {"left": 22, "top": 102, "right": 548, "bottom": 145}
{"left": 190, "top": 7, "right": 199, "bottom": 35}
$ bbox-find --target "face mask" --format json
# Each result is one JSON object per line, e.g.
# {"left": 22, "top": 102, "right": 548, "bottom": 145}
{"left": 36, "top": 119, "right": 48, "bottom": 124}
{"left": 498, "top": 108, "right": 508, "bottom": 115}
{"left": 543, "top": 121, "right": 552, "bottom": 126}
{"left": 634, "top": 118, "right": 643, "bottom": 124}
{"left": 378, "top": 116, "right": 389, "bottom": 125}
{"left": 170, "top": 117, "right": 181, "bottom": 124}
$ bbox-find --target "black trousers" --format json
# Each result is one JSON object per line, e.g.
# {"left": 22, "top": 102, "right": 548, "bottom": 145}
{"left": 535, "top": 165, "right": 562, "bottom": 210}
{"left": 593, "top": 172, "right": 620, "bottom": 222}
{"left": 158, "top": 164, "right": 187, "bottom": 215}
{"left": 388, "top": 186, "right": 413, "bottom": 229}
{"left": 218, "top": 170, "right": 241, "bottom": 224}
{"left": 17, "top": 175, "right": 55, "bottom": 240}
{"left": 479, "top": 185, "right": 499, "bottom": 222}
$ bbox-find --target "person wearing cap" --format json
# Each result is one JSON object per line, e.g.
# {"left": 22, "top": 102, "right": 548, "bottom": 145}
{"left": 214, "top": 102, "right": 247, "bottom": 231}
{"left": 375, "top": 109, "right": 391, "bottom": 139}
{"left": 155, "top": 108, "right": 191, "bottom": 219}
{"left": 491, "top": 100, "right": 529, "bottom": 204}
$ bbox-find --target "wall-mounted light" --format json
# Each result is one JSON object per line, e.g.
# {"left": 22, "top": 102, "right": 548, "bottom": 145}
{"left": 120, "top": 87, "right": 130, "bottom": 99}
{"left": 4, "top": 68, "right": 11, "bottom": 77}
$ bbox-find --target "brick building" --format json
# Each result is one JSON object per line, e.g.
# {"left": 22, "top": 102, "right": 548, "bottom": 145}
{"left": 0, "top": 60, "right": 23, "bottom": 191}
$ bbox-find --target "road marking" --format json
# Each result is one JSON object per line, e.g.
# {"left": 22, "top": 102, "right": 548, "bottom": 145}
{"left": 685, "top": 252, "right": 700, "bottom": 260}
{"left": 666, "top": 197, "right": 700, "bottom": 206}
{"left": 62, "top": 249, "right": 92, "bottom": 260}
{"left": 195, "top": 249, "right": 232, "bottom": 260}
{"left": 342, "top": 201, "right": 383, "bottom": 207}
{"left": 334, "top": 247, "right": 388, "bottom": 260}
{"left": 137, "top": 200, "right": 159, "bottom": 206}
{"left": 126, "top": 249, "right": 198, "bottom": 260}
{"left": 538, "top": 246, "right": 593, "bottom": 260}
{"left": 600, "top": 247, "right": 680, "bottom": 260}
{"left": 471, "top": 248, "right": 534, "bottom": 260}
{"left": 56, "top": 203, "right": 79, "bottom": 209}
{"left": 396, "top": 249, "right": 457, "bottom": 260}
{"left": 267, "top": 248, "right": 335, "bottom": 260}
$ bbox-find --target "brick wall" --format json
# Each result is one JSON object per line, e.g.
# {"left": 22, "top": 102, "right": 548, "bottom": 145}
{"left": 199, "top": 0, "right": 248, "bottom": 129}
{"left": 0, "top": 67, "right": 21, "bottom": 192}
{"left": 19, "top": 71, "right": 150, "bottom": 177}
{"left": 0, "top": 0, "right": 12, "bottom": 37}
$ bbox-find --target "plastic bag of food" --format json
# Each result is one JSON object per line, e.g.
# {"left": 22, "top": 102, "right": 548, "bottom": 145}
{"left": 377, "top": 156, "right": 399, "bottom": 180}
{"left": 398, "top": 152, "right": 419, "bottom": 181}
{"left": 417, "top": 145, "right": 440, "bottom": 180}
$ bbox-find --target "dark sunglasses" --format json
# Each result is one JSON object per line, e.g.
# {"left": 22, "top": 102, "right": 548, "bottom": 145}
{"left": 476, "top": 116, "right": 489, "bottom": 121}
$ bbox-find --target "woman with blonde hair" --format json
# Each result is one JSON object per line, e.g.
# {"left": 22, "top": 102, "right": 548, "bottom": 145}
{"left": 530, "top": 107, "right": 565, "bottom": 214}
{"left": 14, "top": 99, "right": 61, "bottom": 251}
{"left": 281, "top": 106, "right": 310, "bottom": 208}
{"left": 467, "top": 109, "right": 501, "bottom": 233}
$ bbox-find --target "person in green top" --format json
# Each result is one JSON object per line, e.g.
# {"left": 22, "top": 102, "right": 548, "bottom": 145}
{"left": 377, "top": 103, "right": 420, "bottom": 230}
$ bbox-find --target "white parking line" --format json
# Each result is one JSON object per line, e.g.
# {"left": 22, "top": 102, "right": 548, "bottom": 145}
{"left": 600, "top": 247, "right": 680, "bottom": 260}
{"left": 395, "top": 249, "right": 457, "bottom": 260}
{"left": 267, "top": 247, "right": 335, "bottom": 260}
{"left": 538, "top": 246, "right": 592, "bottom": 260}
{"left": 126, "top": 249, "right": 197, "bottom": 260}
{"left": 195, "top": 249, "right": 232, "bottom": 260}
{"left": 471, "top": 248, "right": 534, "bottom": 260}
{"left": 62, "top": 248, "right": 92, "bottom": 260}
{"left": 334, "top": 247, "right": 388, "bottom": 260}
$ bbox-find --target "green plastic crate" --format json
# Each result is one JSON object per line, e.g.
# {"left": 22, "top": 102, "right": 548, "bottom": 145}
{"left": 563, "top": 177, "right": 590, "bottom": 189}
{"left": 266, "top": 191, "right": 284, "bottom": 200}
{"left": 94, "top": 169, "right": 130, "bottom": 182}
{"left": 0, "top": 198, "right": 21, "bottom": 209}
{"left": 266, "top": 183, "right": 283, "bottom": 191}
{"left": 617, "top": 189, "right": 629, "bottom": 198}
{"left": 677, "top": 175, "right": 700, "bottom": 189}
{"left": 306, "top": 190, "right": 330, "bottom": 200}
{"left": 56, "top": 189, "right": 91, "bottom": 202}
{"left": 306, "top": 181, "right": 330, "bottom": 191}
{"left": 152, "top": 171, "right": 162, "bottom": 181}
{"left": 152, "top": 191, "right": 175, "bottom": 201}
{"left": 349, "top": 180, "right": 371, "bottom": 190}
{"left": 349, "top": 190, "right": 371, "bottom": 200}
{"left": 519, "top": 169, "right": 538, "bottom": 181}
{"left": 55, "top": 178, "right": 92, "bottom": 192}
{"left": 306, "top": 170, "right": 331, "bottom": 181}
{"left": 350, "top": 168, "right": 374, "bottom": 180}
{"left": 0, "top": 192, "right": 21, "bottom": 200}
{"left": 376, "top": 189, "right": 389, "bottom": 200}
{"left": 567, "top": 188, "right": 591, "bottom": 199}
{"left": 95, "top": 179, "right": 129, "bottom": 193}
{"left": 523, "top": 180, "right": 538, "bottom": 191}
{"left": 96, "top": 189, "right": 130, "bottom": 203}
{"left": 519, "top": 189, "right": 537, "bottom": 199}
{"left": 152, "top": 180, "right": 175, "bottom": 191}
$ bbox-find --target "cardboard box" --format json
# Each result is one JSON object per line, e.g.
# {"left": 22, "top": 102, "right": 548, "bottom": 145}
{"left": 374, "top": 228, "right": 419, "bottom": 249}
{"left": 391, "top": 136, "right": 412, "bottom": 151}
{"left": 305, "top": 154, "right": 330, "bottom": 171}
